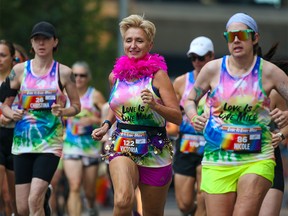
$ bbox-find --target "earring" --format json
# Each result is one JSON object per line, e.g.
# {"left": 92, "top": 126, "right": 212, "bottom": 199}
{"left": 14, "top": 57, "right": 20, "bottom": 63}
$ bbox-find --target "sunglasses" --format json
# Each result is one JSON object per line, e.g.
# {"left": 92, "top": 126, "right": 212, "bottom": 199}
{"left": 190, "top": 54, "right": 206, "bottom": 62}
{"left": 74, "top": 73, "right": 88, "bottom": 78}
{"left": 223, "top": 29, "right": 254, "bottom": 43}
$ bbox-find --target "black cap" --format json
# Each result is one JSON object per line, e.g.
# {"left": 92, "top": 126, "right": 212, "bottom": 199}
{"left": 30, "top": 21, "right": 56, "bottom": 38}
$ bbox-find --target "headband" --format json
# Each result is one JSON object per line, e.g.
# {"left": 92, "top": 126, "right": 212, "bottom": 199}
{"left": 226, "top": 13, "right": 258, "bottom": 33}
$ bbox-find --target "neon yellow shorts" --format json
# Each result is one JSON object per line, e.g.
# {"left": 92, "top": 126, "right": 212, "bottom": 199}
{"left": 201, "top": 159, "right": 275, "bottom": 194}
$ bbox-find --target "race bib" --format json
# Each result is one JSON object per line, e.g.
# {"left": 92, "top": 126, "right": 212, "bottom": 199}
{"left": 221, "top": 125, "right": 262, "bottom": 153}
{"left": 180, "top": 134, "right": 205, "bottom": 155}
{"left": 71, "top": 119, "right": 93, "bottom": 135}
{"left": 113, "top": 130, "right": 148, "bottom": 155}
{"left": 21, "top": 90, "right": 57, "bottom": 110}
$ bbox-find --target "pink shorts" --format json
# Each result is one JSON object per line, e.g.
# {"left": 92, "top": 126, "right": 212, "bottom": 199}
{"left": 138, "top": 164, "right": 172, "bottom": 187}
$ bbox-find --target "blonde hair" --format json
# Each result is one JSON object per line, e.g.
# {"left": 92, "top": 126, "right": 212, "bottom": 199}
{"left": 119, "top": 14, "right": 156, "bottom": 43}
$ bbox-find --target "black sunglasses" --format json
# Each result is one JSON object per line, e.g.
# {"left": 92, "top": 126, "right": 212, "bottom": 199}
{"left": 190, "top": 54, "right": 206, "bottom": 62}
{"left": 74, "top": 73, "right": 88, "bottom": 78}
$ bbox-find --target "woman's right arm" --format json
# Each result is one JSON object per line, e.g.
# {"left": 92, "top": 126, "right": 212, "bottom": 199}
{"left": 184, "top": 60, "right": 217, "bottom": 131}
{"left": 54, "top": 64, "right": 81, "bottom": 117}
{"left": 92, "top": 73, "right": 116, "bottom": 140}
{"left": 1, "top": 64, "right": 24, "bottom": 121}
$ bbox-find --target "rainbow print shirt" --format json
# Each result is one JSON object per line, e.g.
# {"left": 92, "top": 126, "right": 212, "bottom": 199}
{"left": 64, "top": 87, "right": 102, "bottom": 158}
{"left": 179, "top": 71, "right": 207, "bottom": 154}
{"left": 109, "top": 77, "right": 172, "bottom": 167}
{"left": 203, "top": 56, "right": 274, "bottom": 165}
{"left": 12, "top": 60, "right": 66, "bottom": 157}
{"left": 110, "top": 77, "right": 166, "bottom": 127}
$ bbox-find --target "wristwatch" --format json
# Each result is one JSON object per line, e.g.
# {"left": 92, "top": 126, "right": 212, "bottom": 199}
{"left": 276, "top": 132, "right": 285, "bottom": 141}
{"left": 102, "top": 120, "right": 112, "bottom": 129}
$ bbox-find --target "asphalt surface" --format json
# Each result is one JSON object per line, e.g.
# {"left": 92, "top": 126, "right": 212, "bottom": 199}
{"left": 86, "top": 187, "right": 288, "bottom": 216}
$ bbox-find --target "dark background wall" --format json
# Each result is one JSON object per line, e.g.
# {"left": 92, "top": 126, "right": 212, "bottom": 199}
{"left": 132, "top": 1, "right": 288, "bottom": 78}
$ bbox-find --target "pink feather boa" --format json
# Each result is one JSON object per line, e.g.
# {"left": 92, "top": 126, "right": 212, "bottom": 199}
{"left": 112, "top": 53, "right": 167, "bottom": 80}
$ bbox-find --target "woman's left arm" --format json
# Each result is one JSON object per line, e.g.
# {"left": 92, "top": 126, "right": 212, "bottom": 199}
{"left": 91, "top": 90, "right": 107, "bottom": 125}
{"left": 266, "top": 61, "right": 288, "bottom": 103}
{"left": 270, "top": 90, "right": 288, "bottom": 128}
{"left": 264, "top": 61, "right": 288, "bottom": 128}
{"left": 143, "top": 70, "right": 182, "bottom": 125}
{"left": 269, "top": 90, "right": 288, "bottom": 147}
{"left": 52, "top": 64, "right": 81, "bottom": 117}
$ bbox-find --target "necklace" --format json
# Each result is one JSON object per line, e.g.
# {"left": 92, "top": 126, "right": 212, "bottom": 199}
{"left": 112, "top": 53, "right": 167, "bottom": 80}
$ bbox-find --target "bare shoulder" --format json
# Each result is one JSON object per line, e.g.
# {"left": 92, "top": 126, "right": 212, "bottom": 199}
{"left": 10, "top": 62, "right": 25, "bottom": 81}
{"left": 154, "top": 69, "right": 169, "bottom": 80}
{"left": 153, "top": 70, "right": 171, "bottom": 87}
{"left": 173, "top": 73, "right": 186, "bottom": 86}
{"left": 58, "top": 64, "right": 73, "bottom": 84}
{"left": 12, "top": 62, "right": 25, "bottom": 74}
{"left": 261, "top": 59, "right": 288, "bottom": 90}
{"left": 59, "top": 63, "right": 72, "bottom": 75}
{"left": 93, "top": 88, "right": 106, "bottom": 108}
{"left": 93, "top": 88, "right": 105, "bottom": 98}
{"left": 197, "top": 58, "right": 222, "bottom": 83}
{"left": 108, "top": 72, "right": 115, "bottom": 86}
{"left": 154, "top": 70, "right": 170, "bottom": 84}
{"left": 204, "top": 58, "right": 222, "bottom": 74}
{"left": 173, "top": 73, "right": 187, "bottom": 96}
{"left": 262, "top": 60, "right": 282, "bottom": 78}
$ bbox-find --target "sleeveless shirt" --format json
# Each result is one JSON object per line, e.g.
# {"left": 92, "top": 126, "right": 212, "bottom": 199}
{"left": 178, "top": 71, "right": 207, "bottom": 155}
{"left": 109, "top": 76, "right": 172, "bottom": 167}
{"left": 203, "top": 56, "right": 274, "bottom": 165}
{"left": 109, "top": 77, "right": 166, "bottom": 127}
{"left": 12, "top": 60, "right": 66, "bottom": 157}
{"left": 64, "top": 86, "right": 102, "bottom": 157}
{"left": 180, "top": 71, "right": 207, "bottom": 134}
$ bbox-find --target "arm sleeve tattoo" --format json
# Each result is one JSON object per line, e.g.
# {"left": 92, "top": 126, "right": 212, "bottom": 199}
{"left": 8, "top": 69, "right": 16, "bottom": 81}
{"left": 192, "top": 86, "right": 206, "bottom": 105}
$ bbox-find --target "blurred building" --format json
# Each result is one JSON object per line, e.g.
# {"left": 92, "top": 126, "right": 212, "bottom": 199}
{"left": 111, "top": 0, "right": 288, "bottom": 77}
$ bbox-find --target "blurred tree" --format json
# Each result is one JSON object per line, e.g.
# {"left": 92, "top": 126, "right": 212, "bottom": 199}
{"left": 0, "top": 0, "right": 118, "bottom": 97}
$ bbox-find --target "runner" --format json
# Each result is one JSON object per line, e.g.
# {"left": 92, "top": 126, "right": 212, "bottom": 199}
{"left": 173, "top": 36, "right": 214, "bottom": 216}
{"left": 0, "top": 21, "right": 80, "bottom": 215}
{"left": 184, "top": 12, "right": 288, "bottom": 215}
{"left": 92, "top": 14, "right": 182, "bottom": 216}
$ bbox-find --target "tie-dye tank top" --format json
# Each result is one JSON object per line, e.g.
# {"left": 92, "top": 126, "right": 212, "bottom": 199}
{"left": 109, "top": 77, "right": 165, "bottom": 127}
{"left": 180, "top": 71, "right": 206, "bottom": 133}
{"left": 12, "top": 60, "right": 66, "bottom": 157}
{"left": 109, "top": 76, "right": 172, "bottom": 167}
{"left": 64, "top": 87, "right": 102, "bottom": 157}
{"left": 203, "top": 56, "right": 274, "bottom": 166}
{"left": 178, "top": 71, "right": 207, "bottom": 155}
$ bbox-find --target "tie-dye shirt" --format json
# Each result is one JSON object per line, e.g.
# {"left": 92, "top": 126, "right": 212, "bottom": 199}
{"left": 178, "top": 71, "right": 207, "bottom": 155}
{"left": 180, "top": 71, "right": 207, "bottom": 134}
{"left": 203, "top": 56, "right": 274, "bottom": 166}
{"left": 12, "top": 60, "right": 66, "bottom": 157}
{"left": 64, "top": 87, "right": 102, "bottom": 158}
{"left": 109, "top": 76, "right": 172, "bottom": 167}
{"left": 110, "top": 77, "right": 165, "bottom": 127}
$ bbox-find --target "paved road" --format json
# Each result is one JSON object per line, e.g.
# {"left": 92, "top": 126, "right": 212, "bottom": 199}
{"left": 94, "top": 187, "right": 180, "bottom": 216}
{"left": 91, "top": 188, "right": 288, "bottom": 216}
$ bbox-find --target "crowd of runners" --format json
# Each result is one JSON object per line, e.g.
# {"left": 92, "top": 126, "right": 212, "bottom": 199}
{"left": 0, "top": 11, "right": 288, "bottom": 216}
